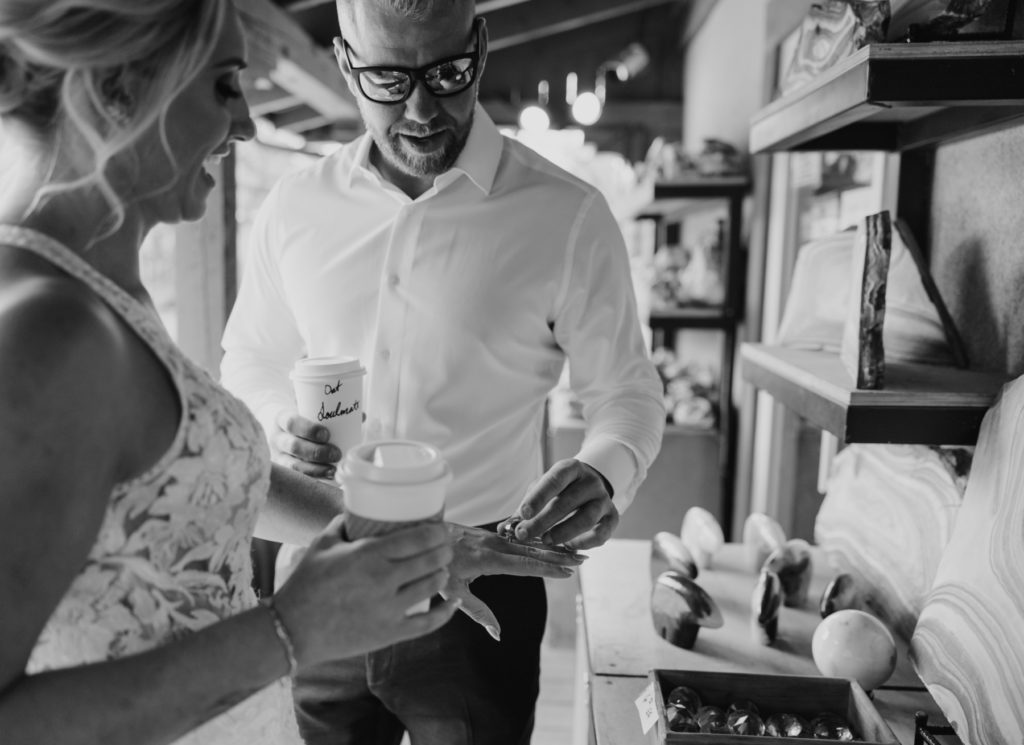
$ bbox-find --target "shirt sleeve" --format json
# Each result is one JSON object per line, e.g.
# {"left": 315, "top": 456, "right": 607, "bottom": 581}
{"left": 220, "top": 184, "right": 306, "bottom": 446}
{"left": 551, "top": 191, "right": 666, "bottom": 516}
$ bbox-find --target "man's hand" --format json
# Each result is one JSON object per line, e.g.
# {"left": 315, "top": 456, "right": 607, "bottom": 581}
{"left": 440, "top": 523, "right": 586, "bottom": 641}
{"left": 272, "top": 409, "right": 343, "bottom": 480}
{"left": 513, "top": 459, "right": 619, "bottom": 552}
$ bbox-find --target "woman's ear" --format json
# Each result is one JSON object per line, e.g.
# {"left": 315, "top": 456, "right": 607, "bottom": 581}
{"left": 99, "top": 71, "right": 136, "bottom": 126}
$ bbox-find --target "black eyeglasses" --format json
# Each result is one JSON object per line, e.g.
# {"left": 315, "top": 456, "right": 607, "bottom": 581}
{"left": 339, "top": 21, "right": 481, "bottom": 105}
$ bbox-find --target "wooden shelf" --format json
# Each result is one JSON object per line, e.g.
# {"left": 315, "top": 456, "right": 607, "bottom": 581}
{"left": 652, "top": 175, "right": 749, "bottom": 199}
{"left": 649, "top": 306, "right": 733, "bottom": 328}
{"left": 740, "top": 344, "right": 1009, "bottom": 444}
{"left": 635, "top": 178, "right": 749, "bottom": 221}
{"left": 750, "top": 41, "right": 1024, "bottom": 154}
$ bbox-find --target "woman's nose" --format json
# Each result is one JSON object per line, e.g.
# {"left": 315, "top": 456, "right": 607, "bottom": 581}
{"left": 232, "top": 97, "right": 256, "bottom": 142}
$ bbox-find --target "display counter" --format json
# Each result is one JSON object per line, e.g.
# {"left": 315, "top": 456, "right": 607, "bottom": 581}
{"left": 575, "top": 539, "right": 957, "bottom": 744}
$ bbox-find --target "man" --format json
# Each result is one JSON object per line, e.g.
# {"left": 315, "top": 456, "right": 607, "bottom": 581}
{"left": 221, "top": 0, "right": 665, "bottom": 742}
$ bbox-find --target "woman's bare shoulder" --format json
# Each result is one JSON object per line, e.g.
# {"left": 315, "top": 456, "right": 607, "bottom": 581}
{"left": 0, "top": 257, "right": 136, "bottom": 444}
{"left": 0, "top": 268, "right": 128, "bottom": 373}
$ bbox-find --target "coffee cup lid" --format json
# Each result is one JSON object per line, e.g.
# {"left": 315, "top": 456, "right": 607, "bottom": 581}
{"left": 290, "top": 356, "right": 365, "bottom": 380}
{"left": 343, "top": 440, "right": 447, "bottom": 485}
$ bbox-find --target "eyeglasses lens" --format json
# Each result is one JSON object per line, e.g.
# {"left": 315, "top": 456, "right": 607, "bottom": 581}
{"left": 425, "top": 58, "right": 475, "bottom": 93}
{"left": 359, "top": 70, "right": 412, "bottom": 102}
{"left": 358, "top": 57, "right": 476, "bottom": 103}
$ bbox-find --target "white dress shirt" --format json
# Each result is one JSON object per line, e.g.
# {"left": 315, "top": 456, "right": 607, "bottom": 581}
{"left": 221, "top": 106, "right": 664, "bottom": 527}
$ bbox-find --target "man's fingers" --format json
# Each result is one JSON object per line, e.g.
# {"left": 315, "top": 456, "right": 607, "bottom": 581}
{"left": 277, "top": 410, "right": 329, "bottom": 443}
{"left": 518, "top": 460, "right": 580, "bottom": 520}
{"left": 562, "top": 512, "right": 619, "bottom": 551}
{"left": 274, "top": 450, "right": 337, "bottom": 479}
{"left": 541, "top": 499, "right": 606, "bottom": 545}
{"left": 274, "top": 413, "right": 342, "bottom": 463}
{"left": 276, "top": 431, "right": 342, "bottom": 465}
{"left": 516, "top": 477, "right": 592, "bottom": 539}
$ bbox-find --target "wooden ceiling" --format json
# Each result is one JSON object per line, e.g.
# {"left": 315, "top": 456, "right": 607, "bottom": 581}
{"left": 237, "top": 0, "right": 705, "bottom": 158}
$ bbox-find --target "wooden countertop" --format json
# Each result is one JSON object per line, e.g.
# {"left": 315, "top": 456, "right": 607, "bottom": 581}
{"left": 578, "top": 539, "right": 954, "bottom": 744}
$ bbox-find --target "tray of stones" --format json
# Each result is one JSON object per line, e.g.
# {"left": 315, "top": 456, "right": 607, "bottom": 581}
{"left": 649, "top": 669, "right": 899, "bottom": 743}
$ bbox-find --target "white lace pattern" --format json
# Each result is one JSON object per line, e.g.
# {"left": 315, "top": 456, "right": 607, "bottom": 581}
{"left": 2, "top": 227, "right": 302, "bottom": 745}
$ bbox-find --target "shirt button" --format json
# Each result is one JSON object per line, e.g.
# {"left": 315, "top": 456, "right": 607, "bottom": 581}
{"left": 387, "top": 273, "right": 400, "bottom": 287}
{"left": 380, "top": 349, "right": 391, "bottom": 362}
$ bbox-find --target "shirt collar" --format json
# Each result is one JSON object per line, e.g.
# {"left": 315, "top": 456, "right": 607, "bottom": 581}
{"left": 343, "top": 103, "right": 502, "bottom": 196}
{"left": 440, "top": 103, "right": 501, "bottom": 195}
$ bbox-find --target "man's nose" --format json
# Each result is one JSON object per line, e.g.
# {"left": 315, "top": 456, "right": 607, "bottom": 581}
{"left": 402, "top": 81, "right": 440, "bottom": 124}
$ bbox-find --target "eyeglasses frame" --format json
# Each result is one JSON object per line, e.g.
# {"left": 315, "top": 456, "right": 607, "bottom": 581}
{"left": 338, "top": 19, "right": 483, "bottom": 105}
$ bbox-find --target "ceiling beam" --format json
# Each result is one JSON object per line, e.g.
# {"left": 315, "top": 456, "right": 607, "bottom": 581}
{"left": 246, "top": 87, "right": 304, "bottom": 117}
{"left": 270, "top": 107, "right": 333, "bottom": 133}
{"left": 477, "top": 0, "right": 534, "bottom": 12}
{"left": 235, "top": 0, "right": 358, "bottom": 124}
{"left": 281, "top": 0, "right": 534, "bottom": 14}
{"left": 486, "top": 0, "right": 683, "bottom": 52}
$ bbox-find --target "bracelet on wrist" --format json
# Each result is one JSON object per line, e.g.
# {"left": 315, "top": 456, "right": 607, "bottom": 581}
{"left": 260, "top": 598, "right": 299, "bottom": 677}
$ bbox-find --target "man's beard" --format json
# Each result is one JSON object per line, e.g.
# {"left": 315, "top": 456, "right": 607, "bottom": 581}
{"left": 378, "top": 108, "right": 474, "bottom": 179}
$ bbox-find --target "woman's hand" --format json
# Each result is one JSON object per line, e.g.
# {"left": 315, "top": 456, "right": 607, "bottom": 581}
{"left": 271, "top": 518, "right": 458, "bottom": 667}
{"left": 441, "top": 523, "right": 586, "bottom": 641}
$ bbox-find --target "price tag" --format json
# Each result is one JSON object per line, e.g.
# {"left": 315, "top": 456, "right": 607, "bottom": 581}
{"left": 635, "top": 681, "right": 659, "bottom": 734}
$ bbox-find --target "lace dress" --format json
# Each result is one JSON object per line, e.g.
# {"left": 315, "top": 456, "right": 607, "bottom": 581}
{"left": 1, "top": 226, "right": 303, "bottom": 745}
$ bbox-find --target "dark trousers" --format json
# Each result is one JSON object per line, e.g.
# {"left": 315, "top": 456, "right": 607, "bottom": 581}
{"left": 292, "top": 574, "right": 548, "bottom": 745}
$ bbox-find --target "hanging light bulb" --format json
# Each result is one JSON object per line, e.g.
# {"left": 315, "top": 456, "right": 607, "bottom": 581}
{"left": 571, "top": 91, "right": 602, "bottom": 126}
{"left": 518, "top": 79, "right": 551, "bottom": 132}
{"left": 518, "top": 104, "right": 550, "bottom": 131}
{"left": 611, "top": 42, "right": 650, "bottom": 82}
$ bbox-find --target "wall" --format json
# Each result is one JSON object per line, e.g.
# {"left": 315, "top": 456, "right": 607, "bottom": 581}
{"left": 929, "top": 126, "right": 1024, "bottom": 376}
{"left": 681, "top": 0, "right": 768, "bottom": 155}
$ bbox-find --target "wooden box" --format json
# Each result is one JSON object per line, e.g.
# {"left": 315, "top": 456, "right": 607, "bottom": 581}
{"left": 649, "top": 669, "right": 899, "bottom": 744}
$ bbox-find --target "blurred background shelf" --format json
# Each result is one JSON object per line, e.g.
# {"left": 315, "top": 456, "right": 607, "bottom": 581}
{"left": 750, "top": 41, "right": 1024, "bottom": 154}
{"left": 649, "top": 306, "right": 734, "bottom": 328}
{"left": 740, "top": 343, "right": 1010, "bottom": 445}
{"left": 652, "top": 175, "right": 750, "bottom": 198}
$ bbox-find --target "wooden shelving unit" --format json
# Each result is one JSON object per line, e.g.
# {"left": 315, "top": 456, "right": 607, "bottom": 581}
{"left": 638, "top": 176, "right": 749, "bottom": 534}
{"left": 741, "top": 344, "right": 1009, "bottom": 444}
{"left": 744, "top": 41, "right": 1024, "bottom": 447}
{"left": 750, "top": 41, "right": 1024, "bottom": 154}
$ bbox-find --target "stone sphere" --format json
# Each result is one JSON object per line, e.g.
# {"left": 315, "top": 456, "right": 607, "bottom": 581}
{"left": 811, "top": 609, "right": 897, "bottom": 691}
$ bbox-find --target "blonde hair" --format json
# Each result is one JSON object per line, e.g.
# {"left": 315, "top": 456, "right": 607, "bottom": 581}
{"left": 0, "top": 0, "right": 229, "bottom": 232}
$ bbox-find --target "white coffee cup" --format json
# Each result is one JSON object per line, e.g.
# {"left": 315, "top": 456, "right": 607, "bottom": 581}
{"left": 341, "top": 440, "right": 451, "bottom": 614}
{"left": 290, "top": 356, "right": 366, "bottom": 470}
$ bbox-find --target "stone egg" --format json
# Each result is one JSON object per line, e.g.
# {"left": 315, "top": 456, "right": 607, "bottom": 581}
{"left": 811, "top": 609, "right": 897, "bottom": 691}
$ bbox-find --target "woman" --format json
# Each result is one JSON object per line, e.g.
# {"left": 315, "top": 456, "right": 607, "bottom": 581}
{"left": 0, "top": 1, "right": 460, "bottom": 743}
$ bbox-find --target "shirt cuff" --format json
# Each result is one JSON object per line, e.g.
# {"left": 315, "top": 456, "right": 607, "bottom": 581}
{"left": 575, "top": 438, "right": 640, "bottom": 516}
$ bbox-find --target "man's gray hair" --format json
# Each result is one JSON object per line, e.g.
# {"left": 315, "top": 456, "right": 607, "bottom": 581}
{"left": 338, "top": 0, "right": 465, "bottom": 24}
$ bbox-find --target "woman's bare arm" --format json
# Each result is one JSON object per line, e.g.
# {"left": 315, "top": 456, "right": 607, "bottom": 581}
{"left": 253, "top": 464, "right": 344, "bottom": 545}
{"left": 0, "top": 281, "right": 457, "bottom": 745}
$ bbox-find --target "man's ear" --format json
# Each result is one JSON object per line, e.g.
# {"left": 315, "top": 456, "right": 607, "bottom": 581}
{"left": 333, "top": 37, "right": 360, "bottom": 99}
{"left": 476, "top": 17, "right": 488, "bottom": 81}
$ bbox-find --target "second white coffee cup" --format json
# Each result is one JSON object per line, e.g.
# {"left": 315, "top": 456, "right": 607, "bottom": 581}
{"left": 341, "top": 440, "right": 451, "bottom": 615}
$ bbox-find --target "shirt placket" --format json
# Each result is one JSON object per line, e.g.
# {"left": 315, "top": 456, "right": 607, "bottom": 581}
{"left": 368, "top": 205, "right": 421, "bottom": 440}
